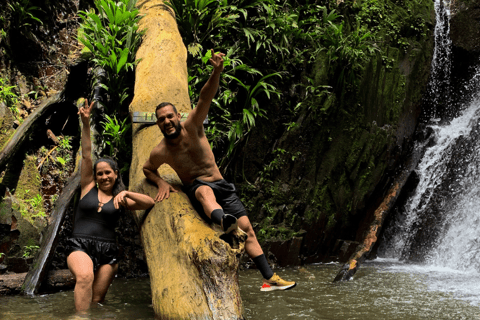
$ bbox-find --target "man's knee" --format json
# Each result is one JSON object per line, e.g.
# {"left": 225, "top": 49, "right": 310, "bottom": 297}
{"left": 238, "top": 217, "right": 256, "bottom": 238}
{"left": 194, "top": 185, "right": 215, "bottom": 202}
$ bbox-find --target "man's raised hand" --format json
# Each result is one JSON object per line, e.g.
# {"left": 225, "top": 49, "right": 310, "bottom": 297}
{"left": 209, "top": 49, "right": 225, "bottom": 72}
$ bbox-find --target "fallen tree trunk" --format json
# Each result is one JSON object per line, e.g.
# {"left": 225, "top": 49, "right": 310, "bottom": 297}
{"left": 0, "top": 92, "right": 64, "bottom": 172}
{"left": 333, "top": 143, "right": 427, "bottom": 282}
{"left": 128, "top": 2, "right": 246, "bottom": 318}
{"left": 22, "top": 169, "right": 81, "bottom": 295}
{"left": 0, "top": 269, "right": 74, "bottom": 295}
{"left": 21, "top": 97, "right": 103, "bottom": 295}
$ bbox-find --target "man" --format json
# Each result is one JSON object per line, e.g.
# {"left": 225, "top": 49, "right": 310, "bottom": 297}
{"left": 143, "top": 49, "right": 296, "bottom": 292}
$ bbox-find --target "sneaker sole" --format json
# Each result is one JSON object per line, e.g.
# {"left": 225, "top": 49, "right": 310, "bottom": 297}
{"left": 260, "top": 283, "right": 296, "bottom": 292}
{"left": 222, "top": 214, "right": 238, "bottom": 234}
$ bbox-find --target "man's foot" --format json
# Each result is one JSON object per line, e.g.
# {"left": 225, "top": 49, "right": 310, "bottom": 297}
{"left": 221, "top": 214, "right": 238, "bottom": 233}
{"left": 260, "top": 273, "right": 296, "bottom": 292}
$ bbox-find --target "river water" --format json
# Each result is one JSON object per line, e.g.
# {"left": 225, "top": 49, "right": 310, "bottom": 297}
{"left": 2, "top": 260, "right": 480, "bottom": 319}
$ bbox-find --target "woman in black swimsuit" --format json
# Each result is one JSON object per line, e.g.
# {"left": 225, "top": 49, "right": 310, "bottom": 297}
{"left": 66, "top": 99, "right": 154, "bottom": 313}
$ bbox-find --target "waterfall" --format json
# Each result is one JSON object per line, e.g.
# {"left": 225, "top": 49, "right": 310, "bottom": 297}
{"left": 379, "top": 0, "right": 480, "bottom": 272}
{"left": 426, "top": 0, "right": 452, "bottom": 119}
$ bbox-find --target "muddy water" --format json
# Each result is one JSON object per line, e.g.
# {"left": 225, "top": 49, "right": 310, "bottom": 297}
{"left": 1, "top": 260, "right": 480, "bottom": 319}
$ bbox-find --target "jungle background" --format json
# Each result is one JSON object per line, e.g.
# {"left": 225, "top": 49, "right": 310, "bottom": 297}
{"left": 1, "top": 0, "right": 473, "bottom": 281}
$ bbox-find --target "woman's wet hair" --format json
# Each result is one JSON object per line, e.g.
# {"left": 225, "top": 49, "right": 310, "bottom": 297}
{"left": 94, "top": 157, "right": 125, "bottom": 196}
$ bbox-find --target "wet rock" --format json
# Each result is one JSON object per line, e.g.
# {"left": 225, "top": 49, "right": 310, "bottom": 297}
{"left": 450, "top": 1, "right": 480, "bottom": 52}
{"left": 267, "top": 236, "right": 304, "bottom": 267}
{"left": 0, "top": 264, "right": 7, "bottom": 274}
{"left": 4, "top": 257, "right": 33, "bottom": 273}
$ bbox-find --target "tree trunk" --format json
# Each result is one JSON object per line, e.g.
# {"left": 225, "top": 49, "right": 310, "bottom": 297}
{"left": 0, "top": 92, "right": 64, "bottom": 171}
{"left": 128, "top": 2, "right": 246, "bottom": 319}
{"left": 0, "top": 269, "right": 74, "bottom": 295}
{"left": 333, "top": 146, "right": 425, "bottom": 282}
{"left": 21, "top": 169, "right": 80, "bottom": 295}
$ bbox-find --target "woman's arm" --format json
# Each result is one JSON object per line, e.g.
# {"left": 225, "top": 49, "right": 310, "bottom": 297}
{"left": 114, "top": 190, "right": 155, "bottom": 210}
{"left": 78, "top": 99, "right": 96, "bottom": 197}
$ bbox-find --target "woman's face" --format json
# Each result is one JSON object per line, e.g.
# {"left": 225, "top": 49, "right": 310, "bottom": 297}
{"left": 95, "top": 161, "right": 118, "bottom": 192}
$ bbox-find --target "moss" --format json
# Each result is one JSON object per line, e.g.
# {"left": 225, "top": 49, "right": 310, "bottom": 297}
{"left": 14, "top": 155, "right": 45, "bottom": 224}
{"left": 16, "top": 155, "right": 41, "bottom": 200}
{"left": 0, "top": 107, "right": 16, "bottom": 152}
{"left": 237, "top": 0, "right": 435, "bottom": 258}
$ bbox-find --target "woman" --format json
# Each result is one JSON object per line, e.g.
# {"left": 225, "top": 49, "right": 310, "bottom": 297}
{"left": 66, "top": 99, "right": 154, "bottom": 313}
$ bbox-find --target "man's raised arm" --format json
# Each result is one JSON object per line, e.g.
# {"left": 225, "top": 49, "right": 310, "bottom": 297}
{"left": 143, "top": 148, "right": 178, "bottom": 202}
{"left": 186, "top": 49, "right": 225, "bottom": 128}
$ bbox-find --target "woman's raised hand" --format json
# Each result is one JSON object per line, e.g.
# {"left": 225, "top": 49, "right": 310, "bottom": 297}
{"left": 78, "top": 99, "right": 94, "bottom": 125}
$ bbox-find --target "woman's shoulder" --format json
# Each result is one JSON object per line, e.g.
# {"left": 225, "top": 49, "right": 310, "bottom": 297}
{"left": 80, "top": 184, "right": 97, "bottom": 200}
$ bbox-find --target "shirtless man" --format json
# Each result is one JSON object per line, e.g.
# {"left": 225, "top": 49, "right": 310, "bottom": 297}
{"left": 143, "top": 50, "right": 295, "bottom": 291}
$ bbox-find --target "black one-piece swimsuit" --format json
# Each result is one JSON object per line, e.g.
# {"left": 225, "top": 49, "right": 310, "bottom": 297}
{"left": 66, "top": 187, "right": 123, "bottom": 269}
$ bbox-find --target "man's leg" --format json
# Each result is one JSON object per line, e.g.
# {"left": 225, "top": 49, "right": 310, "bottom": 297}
{"left": 67, "top": 251, "right": 95, "bottom": 312}
{"left": 237, "top": 216, "right": 273, "bottom": 278}
{"left": 238, "top": 216, "right": 296, "bottom": 291}
{"left": 195, "top": 185, "right": 237, "bottom": 233}
{"left": 92, "top": 263, "right": 118, "bottom": 304}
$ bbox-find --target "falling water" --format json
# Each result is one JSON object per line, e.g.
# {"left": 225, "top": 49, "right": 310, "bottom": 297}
{"left": 426, "top": 0, "right": 452, "bottom": 119}
{"left": 380, "top": 0, "right": 480, "bottom": 271}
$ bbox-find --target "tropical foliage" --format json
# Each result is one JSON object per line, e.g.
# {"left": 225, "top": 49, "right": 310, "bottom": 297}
{"left": 78, "top": 0, "right": 144, "bottom": 111}
{"left": 167, "top": 0, "right": 383, "bottom": 173}
{"left": 0, "top": 77, "right": 19, "bottom": 116}
{"left": 0, "top": 0, "right": 43, "bottom": 41}
{"left": 78, "top": 0, "right": 142, "bottom": 175}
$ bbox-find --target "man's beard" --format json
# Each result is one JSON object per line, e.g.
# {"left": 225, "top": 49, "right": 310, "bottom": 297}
{"left": 162, "top": 121, "right": 182, "bottom": 139}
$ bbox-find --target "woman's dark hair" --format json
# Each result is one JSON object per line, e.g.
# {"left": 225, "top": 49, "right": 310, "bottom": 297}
{"left": 93, "top": 157, "right": 125, "bottom": 197}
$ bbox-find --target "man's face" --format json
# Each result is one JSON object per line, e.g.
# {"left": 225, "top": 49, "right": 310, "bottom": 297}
{"left": 156, "top": 105, "right": 182, "bottom": 139}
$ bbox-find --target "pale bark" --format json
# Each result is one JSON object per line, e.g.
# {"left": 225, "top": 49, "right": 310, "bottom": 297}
{"left": 129, "top": 1, "right": 246, "bottom": 319}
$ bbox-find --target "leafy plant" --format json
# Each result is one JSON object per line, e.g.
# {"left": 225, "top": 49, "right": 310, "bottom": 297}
{"left": 56, "top": 156, "right": 66, "bottom": 166}
{"left": 22, "top": 245, "right": 39, "bottom": 258}
{"left": 0, "top": 0, "right": 43, "bottom": 40}
{"left": 26, "top": 194, "right": 43, "bottom": 209}
{"left": 100, "top": 114, "right": 131, "bottom": 158}
{"left": 59, "top": 136, "right": 72, "bottom": 151}
{"left": 0, "top": 77, "right": 19, "bottom": 115}
{"left": 78, "top": 0, "right": 145, "bottom": 110}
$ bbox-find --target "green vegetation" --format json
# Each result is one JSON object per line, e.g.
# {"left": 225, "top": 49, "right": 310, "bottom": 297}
{"left": 167, "top": 0, "right": 384, "bottom": 170}
{"left": 78, "top": 0, "right": 144, "bottom": 111}
{"left": 56, "top": 156, "right": 66, "bottom": 166}
{"left": 0, "top": 0, "right": 43, "bottom": 48}
{"left": 100, "top": 114, "right": 132, "bottom": 172}
{"left": 0, "top": 77, "right": 19, "bottom": 116}
{"left": 59, "top": 136, "right": 72, "bottom": 151}
{"left": 22, "top": 244, "right": 39, "bottom": 258}
{"left": 78, "top": 0, "right": 143, "bottom": 176}
{"left": 165, "top": 0, "right": 433, "bottom": 245}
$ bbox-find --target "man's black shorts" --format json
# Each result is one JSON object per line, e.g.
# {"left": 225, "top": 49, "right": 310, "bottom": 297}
{"left": 182, "top": 178, "right": 248, "bottom": 221}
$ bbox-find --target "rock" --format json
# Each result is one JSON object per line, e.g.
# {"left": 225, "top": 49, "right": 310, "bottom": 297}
{"left": 450, "top": 1, "right": 480, "bottom": 52}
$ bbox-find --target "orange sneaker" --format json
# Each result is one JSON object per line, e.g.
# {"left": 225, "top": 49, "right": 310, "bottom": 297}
{"left": 260, "top": 273, "right": 296, "bottom": 292}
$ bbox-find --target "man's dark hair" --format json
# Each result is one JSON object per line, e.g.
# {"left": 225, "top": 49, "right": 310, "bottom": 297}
{"left": 155, "top": 102, "right": 177, "bottom": 118}
{"left": 93, "top": 157, "right": 126, "bottom": 197}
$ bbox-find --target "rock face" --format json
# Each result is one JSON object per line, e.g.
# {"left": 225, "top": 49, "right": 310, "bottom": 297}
{"left": 129, "top": 2, "right": 246, "bottom": 319}
{"left": 450, "top": 0, "right": 480, "bottom": 52}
